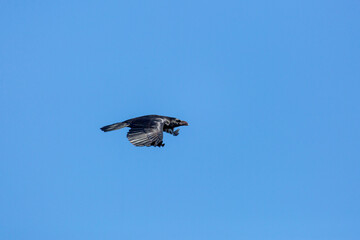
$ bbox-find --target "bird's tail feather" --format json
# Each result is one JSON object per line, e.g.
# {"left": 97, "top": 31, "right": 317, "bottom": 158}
{"left": 100, "top": 122, "right": 129, "bottom": 132}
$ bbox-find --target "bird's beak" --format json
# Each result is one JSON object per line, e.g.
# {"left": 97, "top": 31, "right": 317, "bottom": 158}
{"left": 180, "top": 121, "right": 189, "bottom": 126}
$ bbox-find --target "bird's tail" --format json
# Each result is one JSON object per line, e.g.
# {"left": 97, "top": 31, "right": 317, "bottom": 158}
{"left": 100, "top": 122, "right": 129, "bottom": 132}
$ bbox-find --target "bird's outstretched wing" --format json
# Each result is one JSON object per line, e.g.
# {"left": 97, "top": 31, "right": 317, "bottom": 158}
{"left": 126, "top": 118, "right": 165, "bottom": 147}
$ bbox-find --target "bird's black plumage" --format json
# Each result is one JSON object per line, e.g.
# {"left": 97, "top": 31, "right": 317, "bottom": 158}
{"left": 100, "top": 115, "right": 188, "bottom": 147}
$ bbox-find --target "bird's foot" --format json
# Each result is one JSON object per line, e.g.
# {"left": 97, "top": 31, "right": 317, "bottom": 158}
{"left": 165, "top": 128, "right": 180, "bottom": 136}
{"left": 173, "top": 129, "right": 179, "bottom": 136}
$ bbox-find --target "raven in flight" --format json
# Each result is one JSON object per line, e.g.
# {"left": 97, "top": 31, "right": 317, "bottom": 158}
{"left": 100, "top": 115, "right": 188, "bottom": 147}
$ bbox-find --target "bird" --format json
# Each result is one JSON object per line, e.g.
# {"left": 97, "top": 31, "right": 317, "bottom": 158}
{"left": 100, "top": 115, "right": 189, "bottom": 147}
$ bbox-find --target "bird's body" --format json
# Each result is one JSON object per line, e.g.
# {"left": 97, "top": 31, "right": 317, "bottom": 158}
{"left": 100, "top": 115, "right": 188, "bottom": 147}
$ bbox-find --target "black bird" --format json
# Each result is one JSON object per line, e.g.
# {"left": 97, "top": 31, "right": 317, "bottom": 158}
{"left": 100, "top": 115, "right": 189, "bottom": 147}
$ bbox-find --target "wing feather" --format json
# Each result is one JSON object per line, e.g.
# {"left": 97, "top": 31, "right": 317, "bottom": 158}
{"left": 126, "top": 118, "right": 164, "bottom": 147}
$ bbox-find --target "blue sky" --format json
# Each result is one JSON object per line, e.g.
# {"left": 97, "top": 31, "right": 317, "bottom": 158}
{"left": 1, "top": 1, "right": 359, "bottom": 239}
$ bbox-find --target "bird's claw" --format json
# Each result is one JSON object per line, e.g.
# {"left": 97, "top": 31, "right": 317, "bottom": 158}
{"left": 173, "top": 129, "right": 180, "bottom": 136}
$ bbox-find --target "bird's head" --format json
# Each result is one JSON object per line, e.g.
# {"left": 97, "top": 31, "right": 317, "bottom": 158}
{"left": 171, "top": 118, "right": 189, "bottom": 127}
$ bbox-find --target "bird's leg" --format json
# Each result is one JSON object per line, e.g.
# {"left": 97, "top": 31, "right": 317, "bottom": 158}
{"left": 164, "top": 128, "right": 180, "bottom": 136}
{"left": 164, "top": 128, "right": 173, "bottom": 134}
{"left": 173, "top": 129, "right": 179, "bottom": 136}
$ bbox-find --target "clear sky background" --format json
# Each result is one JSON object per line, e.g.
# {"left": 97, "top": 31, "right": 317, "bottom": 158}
{"left": 1, "top": 1, "right": 359, "bottom": 239}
